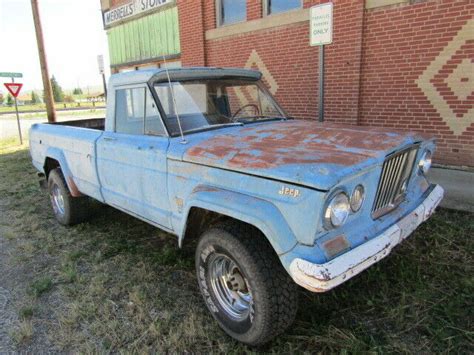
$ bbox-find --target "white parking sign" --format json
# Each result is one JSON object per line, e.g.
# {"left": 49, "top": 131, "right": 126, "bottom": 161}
{"left": 310, "top": 2, "right": 333, "bottom": 46}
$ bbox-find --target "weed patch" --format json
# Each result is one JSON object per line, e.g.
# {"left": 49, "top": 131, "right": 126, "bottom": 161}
{"left": 28, "top": 277, "right": 53, "bottom": 298}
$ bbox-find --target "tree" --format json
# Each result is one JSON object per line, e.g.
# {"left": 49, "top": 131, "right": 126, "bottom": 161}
{"left": 0, "top": 93, "right": 4, "bottom": 105}
{"left": 50, "top": 75, "right": 64, "bottom": 103}
{"left": 72, "top": 87, "right": 83, "bottom": 95}
{"left": 6, "top": 93, "right": 13, "bottom": 107}
{"left": 31, "top": 91, "right": 40, "bottom": 104}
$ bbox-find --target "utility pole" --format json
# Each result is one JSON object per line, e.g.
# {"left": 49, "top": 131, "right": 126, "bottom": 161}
{"left": 31, "top": 0, "right": 56, "bottom": 123}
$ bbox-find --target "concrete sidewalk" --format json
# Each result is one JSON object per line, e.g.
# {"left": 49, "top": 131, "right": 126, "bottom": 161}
{"left": 428, "top": 167, "right": 474, "bottom": 213}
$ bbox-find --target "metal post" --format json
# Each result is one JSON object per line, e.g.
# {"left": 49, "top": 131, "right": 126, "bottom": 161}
{"left": 12, "top": 78, "right": 23, "bottom": 145}
{"left": 318, "top": 45, "right": 325, "bottom": 122}
{"left": 31, "top": 0, "right": 56, "bottom": 123}
{"left": 101, "top": 73, "right": 107, "bottom": 99}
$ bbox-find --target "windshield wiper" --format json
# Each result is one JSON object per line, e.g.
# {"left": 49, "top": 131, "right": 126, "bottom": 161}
{"left": 237, "top": 115, "right": 290, "bottom": 123}
{"left": 182, "top": 122, "right": 243, "bottom": 135}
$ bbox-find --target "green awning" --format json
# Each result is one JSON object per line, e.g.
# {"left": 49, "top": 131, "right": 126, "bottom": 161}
{"left": 107, "top": 6, "right": 180, "bottom": 67}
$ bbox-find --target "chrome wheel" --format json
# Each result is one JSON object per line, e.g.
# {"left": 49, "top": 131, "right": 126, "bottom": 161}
{"left": 209, "top": 254, "right": 252, "bottom": 321}
{"left": 51, "top": 183, "right": 65, "bottom": 216}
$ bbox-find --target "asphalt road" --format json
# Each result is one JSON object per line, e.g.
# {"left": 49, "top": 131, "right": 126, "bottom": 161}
{"left": 0, "top": 112, "right": 104, "bottom": 140}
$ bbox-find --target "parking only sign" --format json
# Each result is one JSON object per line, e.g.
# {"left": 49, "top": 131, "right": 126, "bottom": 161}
{"left": 310, "top": 2, "right": 333, "bottom": 46}
{"left": 97, "top": 55, "right": 105, "bottom": 74}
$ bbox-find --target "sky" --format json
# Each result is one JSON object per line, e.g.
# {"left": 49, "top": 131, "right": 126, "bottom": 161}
{"left": 0, "top": 0, "right": 110, "bottom": 95}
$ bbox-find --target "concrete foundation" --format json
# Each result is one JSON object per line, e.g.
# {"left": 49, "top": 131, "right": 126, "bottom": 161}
{"left": 428, "top": 167, "right": 474, "bottom": 213}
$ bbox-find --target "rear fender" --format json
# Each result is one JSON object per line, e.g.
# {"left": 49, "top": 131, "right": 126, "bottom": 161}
{"left": 180, "top": 185, "right": 298, "bottom": 255}
{"left": 44, "top": 147, "right": 82, "bottom": 197}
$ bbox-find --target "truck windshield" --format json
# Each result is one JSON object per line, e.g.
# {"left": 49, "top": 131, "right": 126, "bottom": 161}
{"left": 154, "top": 79, "right": 287, "bottom": 136}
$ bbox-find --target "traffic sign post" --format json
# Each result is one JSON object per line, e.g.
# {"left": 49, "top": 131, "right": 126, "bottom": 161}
{"left": 97, "top": 55, "right": 107, "bottom": 99}
{"left": 4, "top": 79, "right": 24, "bottom": 145}
{"left": 310, "top": 2, "right": 333, "bottom": 122}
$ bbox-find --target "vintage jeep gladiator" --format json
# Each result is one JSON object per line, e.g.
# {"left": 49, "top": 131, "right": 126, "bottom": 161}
{"left": 29, "top": 68, "right": 444, "bottom": 345}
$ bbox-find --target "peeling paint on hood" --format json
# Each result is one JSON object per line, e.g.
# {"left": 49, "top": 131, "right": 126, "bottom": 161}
{"left": 182, "top": 120, "right": 430, "bottom": 190}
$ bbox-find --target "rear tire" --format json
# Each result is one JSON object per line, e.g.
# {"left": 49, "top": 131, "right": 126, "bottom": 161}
{"left": 48, "top": 168, "right": 90, "bottom": 226}
{"left": 195, "top": 221, "right": 298, "bottom": 346}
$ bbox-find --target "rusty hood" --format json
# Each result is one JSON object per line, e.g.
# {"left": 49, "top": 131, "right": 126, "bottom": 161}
{"left": 182, "top": 120, "right": 428, "bottom": 191}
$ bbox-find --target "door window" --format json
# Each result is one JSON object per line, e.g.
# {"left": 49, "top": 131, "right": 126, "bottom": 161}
{"left": 115, "top": 87, "right": 165, "bottom": 136}
{"left": 145, "top": 89, "right": 166, "bottom": 136}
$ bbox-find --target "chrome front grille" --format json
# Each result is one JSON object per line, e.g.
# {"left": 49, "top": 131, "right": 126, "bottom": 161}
{"left": 372, "top": 146, "right": 418, "bottom": 218}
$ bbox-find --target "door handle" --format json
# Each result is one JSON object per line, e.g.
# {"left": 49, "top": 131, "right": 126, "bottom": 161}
{"left": 103, "top": 137, "right": 116, "bottom": 142}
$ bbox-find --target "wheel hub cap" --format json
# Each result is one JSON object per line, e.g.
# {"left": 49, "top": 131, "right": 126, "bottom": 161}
{"left": 51, "top": 184, "right": 65, "bottom": 216}
{"left": 209, "top": 254, "right": 252, "bottom": 321}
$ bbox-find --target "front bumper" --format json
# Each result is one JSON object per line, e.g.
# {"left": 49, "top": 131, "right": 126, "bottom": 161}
{"left": 289, "top": 184, "right": 444, "bottom": 293}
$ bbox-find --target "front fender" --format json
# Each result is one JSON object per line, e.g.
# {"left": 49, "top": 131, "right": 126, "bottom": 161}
{"left": 180, "top": 185, "right": 298, "bottom": 255}
{"left": 44, "top": 147, "right": 82, "bottom": 197}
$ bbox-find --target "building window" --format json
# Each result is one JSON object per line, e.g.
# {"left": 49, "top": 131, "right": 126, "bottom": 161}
{"left": 265, "top": 0, "right": 302, "bottom": 15}
{"left": 217, "top": 0, "right": 246, "bottom": 26}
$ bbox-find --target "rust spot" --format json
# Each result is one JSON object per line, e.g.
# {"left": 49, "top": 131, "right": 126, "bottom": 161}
{"left": 67, "top": 177, "right": 82, "bottom": 197}
{"left": 185, "top": 121, "right": 424, "bottom": 170}
{"left": 192, "top": 185, "right": 220, "bottom": 194}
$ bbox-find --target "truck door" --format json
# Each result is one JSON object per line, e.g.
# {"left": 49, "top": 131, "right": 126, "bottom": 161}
{"left": 96, "top": 85, "right": 172, "bottom": 230}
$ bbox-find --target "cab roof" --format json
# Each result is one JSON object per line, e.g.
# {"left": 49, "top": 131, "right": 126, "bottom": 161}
{"left": 109, "top": 67, "right": 262, "bottom": 88}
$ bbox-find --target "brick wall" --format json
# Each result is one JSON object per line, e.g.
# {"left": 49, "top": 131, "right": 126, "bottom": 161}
{"left": 202, "top": 0, "right": 365, "bottom": 126}
{"left": 110, "top": 0, "right": 129, "bottom": 7}
{"left": 360, "top": 0, "right": 474, "bottom": 167}
{"left": 104, "top": 0, "right": 472, "bottom": 167}
{"left": 247, "top": 0, "right": 262, "bottom": 20}
{"left": 177, "top": 0, "right": 206, "bottom": 66}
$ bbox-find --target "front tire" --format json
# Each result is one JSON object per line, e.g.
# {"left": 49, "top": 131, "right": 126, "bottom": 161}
{"left": 196, "top": 222, "right": 298, "bottom": 346}
{"left": 48, "top": 168, "right": 89, "bottom": 226}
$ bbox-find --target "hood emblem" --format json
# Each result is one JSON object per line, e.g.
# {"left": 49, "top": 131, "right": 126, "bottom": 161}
{"left": 279, "top": 186, "right": 300, "bottom": 198}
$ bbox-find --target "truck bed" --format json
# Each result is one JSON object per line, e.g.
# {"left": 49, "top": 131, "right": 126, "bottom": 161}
{"left": 29, "top": 118, "right": 106, "bottom": 202}
{"left": 49, "top": 118, "right": 105, "bottom": 130}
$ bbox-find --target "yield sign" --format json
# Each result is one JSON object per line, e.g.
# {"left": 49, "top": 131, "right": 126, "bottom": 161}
{"left": 4, "top": 83, "right": 23, "bottom": 98}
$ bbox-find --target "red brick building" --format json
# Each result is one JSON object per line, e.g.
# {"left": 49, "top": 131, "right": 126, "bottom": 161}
{"left": 100, "top": 0, "right": 473, "bottom": 168}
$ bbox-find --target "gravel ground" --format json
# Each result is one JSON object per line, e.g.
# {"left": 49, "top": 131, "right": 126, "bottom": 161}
{"left": 0, "top": 196, "right": 58, "bottom": 352}
{"left": 0, "top": 227, "right": 20, "bottom": 352}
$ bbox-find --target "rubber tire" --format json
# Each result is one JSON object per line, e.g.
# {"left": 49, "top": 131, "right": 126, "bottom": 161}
{"left": 48, "top": 168, "right": 90, "bottom": 226}
{"left": 196, "top": 221, "right": 298, "bottom": 346}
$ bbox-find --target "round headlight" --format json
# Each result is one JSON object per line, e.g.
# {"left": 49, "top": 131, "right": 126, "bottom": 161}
{"left": 350, "top": 185, "right": 365, "bottom": 212}
{"left": 419, "top": 150, "right": 432, "bottom": 174}
{"left": 324, "top": 192, "right": 350, "bottom": 229}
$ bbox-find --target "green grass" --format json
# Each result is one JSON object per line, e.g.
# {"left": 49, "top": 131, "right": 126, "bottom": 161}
{"left": 28, "top": 276, "right": 53, "bottom": 297}
{"left": 19, "top": 306, "right": 35, "bottom": 319}
{"left": 0, "top": 141, "right": 472, "bottom": 352}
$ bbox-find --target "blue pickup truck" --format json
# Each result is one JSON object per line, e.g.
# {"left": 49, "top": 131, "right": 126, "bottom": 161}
{"left": 29, "top": 67, "right": 444, "bottom": 345}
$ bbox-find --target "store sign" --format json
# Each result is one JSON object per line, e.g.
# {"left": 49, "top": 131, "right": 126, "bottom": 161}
{"left": 104, "top": 0, "right": 172, "bottom": 26}
{"left": 310, "top": 2, "right": 333, "bottom": 46}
